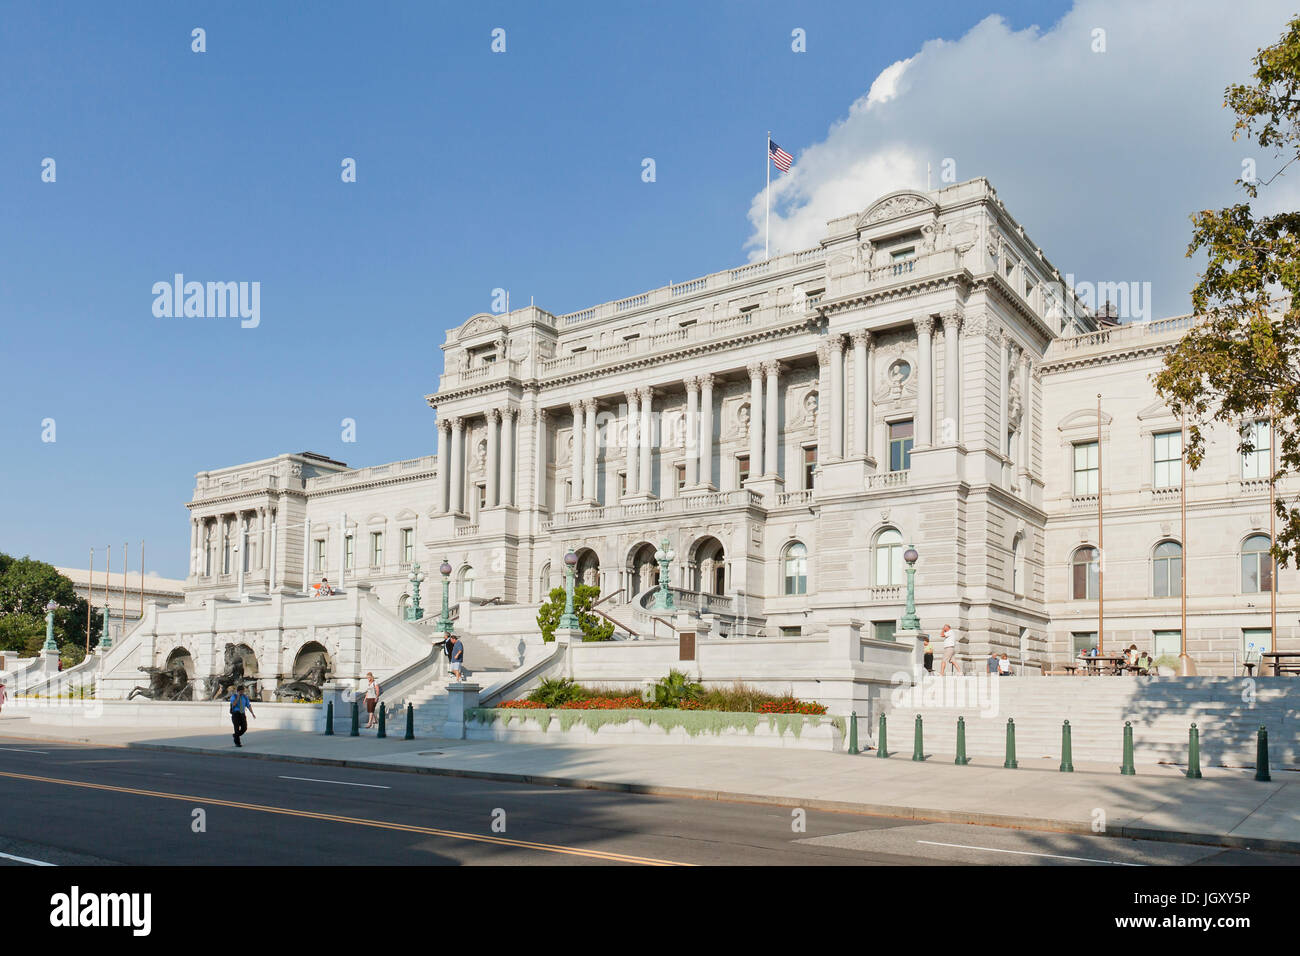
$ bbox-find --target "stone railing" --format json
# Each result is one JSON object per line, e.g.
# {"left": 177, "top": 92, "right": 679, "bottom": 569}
{"left": 308, "top": 454, "right": 437, "bottom": 491}
{"left": 869, "top": 585, "right": 901, "bottom": 601}
{"left": 543, "top": 489, "right": 764, "bottom": 530}
{"left": 774, "top": 489, "right": 814, "bottom": 507}
{"left": 1070, "top": 493, "right": 1099, "bottom": 511}
{"left": 454, "top": 525, "right": 479, "bottom": 538}
{"left": 866, "top": 471, "right": 909, "bottom": 489}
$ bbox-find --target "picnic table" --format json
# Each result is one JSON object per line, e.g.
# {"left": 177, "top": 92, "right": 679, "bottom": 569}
{"left": 1263, "top": 652, "right": 1300, "bottom": 676}
{"left": 1081, "top": 654, "right": 1127, "bottom": 675}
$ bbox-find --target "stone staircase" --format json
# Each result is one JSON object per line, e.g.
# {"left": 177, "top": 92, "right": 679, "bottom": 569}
{"left": 881, "top": 676, "right": 1300, "bottom": 768}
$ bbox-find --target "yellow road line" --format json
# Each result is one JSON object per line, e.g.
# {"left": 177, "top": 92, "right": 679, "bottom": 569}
{"left": 0, "top": 770, "right": 690, "bottom": 866}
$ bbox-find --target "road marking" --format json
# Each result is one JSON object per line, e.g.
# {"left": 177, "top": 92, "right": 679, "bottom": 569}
{"left": 279, "top": 775, "right": 390, "bottom": 789}
{"left": 916, "top": 839, "right": 1142, "bottom": 866}
{"left": 0, "top": 747, "right": 47, "bottom": 755}
{"left": 0, "top": 770, "right": 690, "bottom": 866}
{"left": 0, "top": 850, "right": 55, "bottom": 866}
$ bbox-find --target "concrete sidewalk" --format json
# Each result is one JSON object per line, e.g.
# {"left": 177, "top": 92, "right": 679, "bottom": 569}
{"left": 3, "top": 715, "right": 1297, "bottom": 855}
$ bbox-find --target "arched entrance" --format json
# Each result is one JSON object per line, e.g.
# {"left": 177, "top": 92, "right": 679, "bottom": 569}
{"left": 165, "top": 646, "right": 195, "bottom": 678}
{"left": 574, "top": 548, "right": 601, "bottom": 591}
{"left": 628, "top": 541, "right": 659, "bottom": 597}
{"left": 291, "top": 640, "right": 331, "bottom": 678}
{"left": 691, "top": 536, "right": 726, "bottom": 595}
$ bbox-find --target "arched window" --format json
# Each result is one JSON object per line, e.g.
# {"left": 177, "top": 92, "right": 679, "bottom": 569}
{"left": 783, "top": 542, "right": 808, "bottom": 596}
{"left": 874, "top": 529, "right": 903, "bottom": 586}
{"left": 1242, "top": 535, "right": 1274, "bottom": 593}
{"left": 538, "top": 562, "right": 552, "bottom": 601}
{"left": 1152, "top": 541, "right": 1182, "bottom": 597}
{"left": 1011, "top": 534, "right": 1026, "bottom": 595}
{"left": 458, "top": 566, "right": 476, "bottom": 601}
{"left": 1071, "top": 546, "right": 1099, "bottom": 600}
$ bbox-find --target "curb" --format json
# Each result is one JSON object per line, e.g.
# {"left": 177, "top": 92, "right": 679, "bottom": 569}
{"left": 124, "top": 741, "right": 1300, "bottom": 857}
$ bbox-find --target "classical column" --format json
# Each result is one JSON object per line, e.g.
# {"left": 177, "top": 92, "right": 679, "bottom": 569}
{"left": 828, "top": 335, "right": 845, "bottom": 460}
{"left": 747, "top": 362, "right": 764, "bottom": 478}
{"left": 500, "top": 406, "right": 516, "bottom": 507}
{"left": 569, "top": 400, "right": 585, "bottom": 504}
{"left": 1019, "top": 354, "right": 1033, "bottom": 480}
{"left": 486, "top": 409, "right": 501, "bottom": 508}
{"left": 763, "top": 360, "right": 780, "bottom": 476}
{"left": 584, "top": 398, "right": 599, "bottom": 503}
{"left": 1006, "top": 341, "right": 1021, "bottom": 466}
{"left": 638, "top": 386, "right": 654, "bottom": 495}
{"left": 698, "top": 374, "right": 715, "bottom": 488}
{"left": 338, "top": 511, "right": 348, "bottom": 590}
{"left": 436, "top": 419, "right": 451, "bottom": 513}
{"left": 851, "top": 330, "right": 871, "bottom": 458}
{"left": 914, "top": 316, "right": 935, "bottom": 447}
{"left": 942, "top": 311, "right": 962, "bottom": 445}
{"left": 684, "top": 377, "right": 699, "bottom": 487}
{"left": 190, "top": 518, "right": 199, "bottom": 575}
{"left": 534, "top": 408, "right": 548, "bottom": 509}
{"left": 450, "top": 417, "right": 466, "bottom": 513}
{"left": 624, "top": 389, "right": 640, "bottom": 496}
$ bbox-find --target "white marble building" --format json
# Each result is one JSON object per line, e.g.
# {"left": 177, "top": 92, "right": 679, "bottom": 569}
{"left": 180, "top": 178, "right": 1296, "bottom": 676}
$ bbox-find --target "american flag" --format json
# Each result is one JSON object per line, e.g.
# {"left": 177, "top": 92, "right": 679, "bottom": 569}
{"left": 769, "top": 140, "right": 793, "bottom": 172}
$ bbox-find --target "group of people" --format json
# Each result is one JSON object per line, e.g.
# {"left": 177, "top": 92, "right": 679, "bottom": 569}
{"left": 1074, "top": 644, "right": 1156, "bottom": 676}
{"left": 921, "top": 625, "right": 966, "bottom": 675}
{"left": 226, "top": 631, "right": 469, "bottom": 746}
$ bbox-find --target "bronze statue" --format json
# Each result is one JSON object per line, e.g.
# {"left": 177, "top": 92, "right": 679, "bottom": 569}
{"left": 127, "top": 661, "right": 191, "bottom": 701}
{"left": 273, "top": 659, "right": 331, "bottom": 702}
{"left": 208, "top": 646, "right": 256, "bottom": 700}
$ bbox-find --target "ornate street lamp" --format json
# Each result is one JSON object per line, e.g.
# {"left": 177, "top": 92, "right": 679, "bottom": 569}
{"left": 901, "top": 545, "right": 921, "bottom": 630}
{"left": 560, "top": 550, "right": 581, "bottom": 629}
{"left": 435, "top": 559, "right": 454, "bottom": 635}
{"left": 652, "top": 538, "right": 676, "bottom": 611}
{"left": 99, "top": 604, "right": 113, "bottom": 651}
{"left": 43, "top": 599, "right": 59, "bottom": 653}
{"left": 407, "top": 562, "right": 426, "bottom": 621}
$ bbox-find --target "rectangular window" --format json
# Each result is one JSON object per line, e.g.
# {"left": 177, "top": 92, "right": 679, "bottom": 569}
{"left": 401, "top": 528, "right": 414, "bottom": 566}
{"left": 344, "top": 535, "right": 354, "bottom": 571}
{"left": 563, "top": 480, "right": 572, "bottom": 505}
{"left": 873, "top": 621, "right": 897, "bottom": 643}
{"left": 675, "top": 463, "right": 687, "bottom": 491}
{"left": 890, "top": 246, "right": 915, "bottom": 261}
{"left": 1073, "top": 441, "right": 1099, "bottom": 495}
{"left": 477, "top": 484, "right": 487, "bottom": 510}
{"left": 370, "top": 531, "right": 383, "bottom": 568}
{"left": 1153, "top": 630, "right": 1181, "bottom": 659}
{"left": 617, "top": 472, "right": 627, "bottom": 498}
{"left": 1243, "top": 627, "right": 1273, "bottom": 659}
{"left": 804, "top": 446, "right": 817, "bottom": 489}
{"left": 779, "top": 626, "right": 802, "bottom": 639}
{"left": 1242, "top": 420, "right": 1271, "bottom": 480}
{"left": 1152, "top": 430, "right": 1182, "bottom": 488}
{"left": 737, "top": 455, "right": 750, "bottom": 486}
{"left": 889, "top": 421, "right": 914, "bottom": 472}
{"left": 314, "top": 539, "right": 326, "bottom": 572}
{"left": 1071, "top": 631, "right": 1097, "bottom": 656}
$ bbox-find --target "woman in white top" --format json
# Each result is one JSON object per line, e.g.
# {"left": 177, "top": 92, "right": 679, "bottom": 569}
{"left": 363, "top": 672, "right": 381, "bottom": 729}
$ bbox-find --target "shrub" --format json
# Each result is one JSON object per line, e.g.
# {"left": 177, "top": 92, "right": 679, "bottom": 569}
{"left": 651, "top": 669, "right": 703, "bottom": 708}
{"left": 527, "top": 676, "right": 583, "bottom": 707}
{"left": 535, "top": 585, "right": 615, "bottom": 643}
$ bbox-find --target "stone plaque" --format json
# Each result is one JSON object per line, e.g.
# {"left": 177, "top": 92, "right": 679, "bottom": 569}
{"left": 679, "top": 631, "right": 696, "bottom": 661}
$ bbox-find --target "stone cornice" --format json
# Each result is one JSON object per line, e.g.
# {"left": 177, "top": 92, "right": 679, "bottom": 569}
{"left": 1039, "top": 339, "right": 1177, "bottom": 375}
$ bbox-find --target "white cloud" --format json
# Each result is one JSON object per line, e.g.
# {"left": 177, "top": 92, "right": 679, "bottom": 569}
{"left": 748, "top": 0, "right": 1298, "bottom": 319}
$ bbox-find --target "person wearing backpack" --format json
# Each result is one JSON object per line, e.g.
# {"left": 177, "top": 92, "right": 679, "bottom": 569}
{"left": 229, "top": 684, "right": 256, "bottom": 747}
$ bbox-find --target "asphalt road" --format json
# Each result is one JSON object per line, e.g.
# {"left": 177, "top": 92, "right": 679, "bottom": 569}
{"left": 0, "top": 737, "right": 1294, "bottom": 867}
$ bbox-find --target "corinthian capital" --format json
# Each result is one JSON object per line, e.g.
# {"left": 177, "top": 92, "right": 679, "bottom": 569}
{"left": 941, "top": 309, "right": 964, "bottom": 335}
{"left": 487, "top": 408, "right": 501, "bottom": 423}
{"left": 850, "top": 328, "right": 873, "bottom": 350}
{"left": 747, "top": 361, "right": 764, "bottom": 381}
{"left": 912, "top": 315, "right": 936, "bottom": 336}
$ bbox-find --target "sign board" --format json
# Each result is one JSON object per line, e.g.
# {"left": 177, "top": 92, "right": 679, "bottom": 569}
{"left": 679, "top": 631, "right": 695, "bottom": 661}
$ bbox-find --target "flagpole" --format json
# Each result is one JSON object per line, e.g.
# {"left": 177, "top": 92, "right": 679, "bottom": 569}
{"left": 765, "top": 131, "right": 771, "bottom": 260}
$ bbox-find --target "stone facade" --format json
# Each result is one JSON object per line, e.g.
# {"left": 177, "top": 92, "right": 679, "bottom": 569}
{"left": 180, "top": 178, "right": 1297, "bottom": 675}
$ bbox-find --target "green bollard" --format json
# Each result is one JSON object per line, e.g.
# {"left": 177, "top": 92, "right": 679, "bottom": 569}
{"left": 1060, "top": 720, "right": 1074, "bottom": 773}
{"left": 1003, "top": 718, "right": 1018, "bottom": 769}
{"left": 955, "top": 716, "right": 970, "bottom": 765}
{"left": 912, "top": 714, "right": 925, "bottom": 761}
{"left": 350, "top": 700, "right": 359, "bottom": 737}
{"left": 1255, "top": 725, "right": 1271, "bottom": 782}
{"left": 1120, "top": 721, "right": 1135, "bottom": 775}
{"left": 377, "top": 702, "right": 387, "bottom": 739}
{"left": 848, "top": 711, "right": 859, "bottom": 755}
{"left": 325, "top": 700, "right": 334, "bottom": 736}
{"left": 1186, "top": 723, "right": 1202, "bottom": 779}
{"left": 876, "top": 713, "right": 890, "bottom": 758}
{"left": 405, "top": 703, "right": 415, "bottom": 741}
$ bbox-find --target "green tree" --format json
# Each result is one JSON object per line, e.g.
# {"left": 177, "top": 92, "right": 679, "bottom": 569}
{"left": 535, "top": 584, "right": 615, "bottom": 642}
{"left": 0, "top": 554, "right": 101, "bottom": 653}
{"left": 1156, "top": 17, "right": 1300, "bottom": 566}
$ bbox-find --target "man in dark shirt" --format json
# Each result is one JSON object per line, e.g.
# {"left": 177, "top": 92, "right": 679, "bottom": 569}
{"left": 449, "top": 636, "right": 465, "bottom": 681}
{"left": 229, "top": 684, "right": 256, "bottom": 747}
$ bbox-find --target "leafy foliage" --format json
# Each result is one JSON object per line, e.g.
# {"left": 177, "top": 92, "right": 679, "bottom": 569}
{"left": 1155, "top": 18, "right": 1300, "bottom": 566}
{"left": 535, "top": 584, "right": 615, "bottom": 642}
{"left": 0, "top": 554, "right": 101, "bottom": 653}
{"left": 527, "top": 677, "right": 583, "bottom": 707}
{"left": 651, "top": 669, "right": 703, "bottom": 708}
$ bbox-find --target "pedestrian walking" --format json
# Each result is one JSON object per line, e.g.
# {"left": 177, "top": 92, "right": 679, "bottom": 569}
{"left": 364, "top": 672, "right": 380, "bottom": 728}
{"left": 939, "top": 624, "right": 962, "bottom": 676}
{"left": 922, "top": 637, "right": 934, "bottom": 674}
{"left": 229, "top": 684, "right": 255, "bottom": 747}
{"left": 0, "top": 682, "right": 7, "bottom": 715}
{"left": 448, "top": 635, "right": 465, "bottom": 681}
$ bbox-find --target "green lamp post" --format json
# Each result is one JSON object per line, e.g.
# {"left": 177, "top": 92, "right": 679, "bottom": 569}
{"left": 43, "top": 600, "right": 59, "bottom": 653}
{"left": 435, "top": 559, "right": 454, "bottom": 635}
{"left": 407, "top": 562, "right": 426, "bottom": 621}
{"left": 652, "top": 538, "right": 676, "bottom": 611}
{"left": 98, "top": 604, "right": 112, "bottom": 651}
{"left": 901, "top": 545, "right": 921, "bottom": 630}
{"left": 560, "top": 550, "right": 581, "bottom": 629}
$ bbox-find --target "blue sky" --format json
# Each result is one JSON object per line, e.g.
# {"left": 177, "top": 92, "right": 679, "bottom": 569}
{"left": 0, "top": 0, "right": 1285, "bottom": 578}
